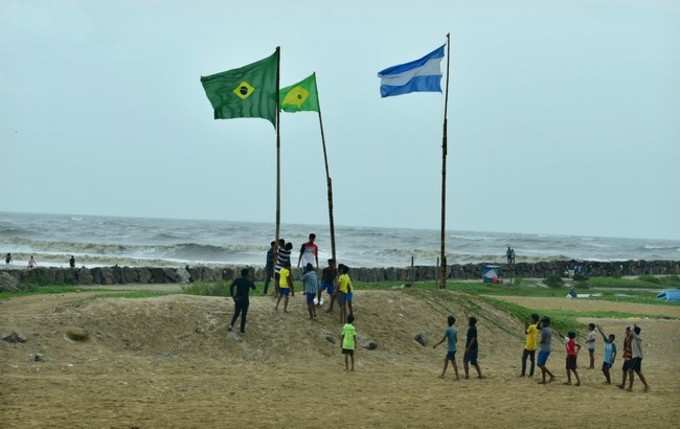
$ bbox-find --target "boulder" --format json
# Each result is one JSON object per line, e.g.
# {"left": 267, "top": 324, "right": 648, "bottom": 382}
{"left": 122, "top": 267, "right": 139, "bottom": 283}
{"left": 65, "top": 327, "right": 89, "bottom": 342}
{"left": 2, "top": 331, "right": 27, "bottom": 343}
{"left": 360, "top": 338, "right": 378, "bottom": 350}
{"left": 0, "top": 272, "right": 19, "bottom": 292}
{"left": 414, "top": 333, "right": 427, "bottom": 347}
{"left": 176, "top": 267, "right": 191, "bottom": 284}
{"left": 32, "top": 353, "right": 44, "bottom": 362}
{"left": 138, "top": 268, "right": 152, "bottom": 283}
{"left": 100, "top": 268, "right": 114, "bottom": 285}
{"left": 76, "top": 268, "right": 94, "bottom": 285}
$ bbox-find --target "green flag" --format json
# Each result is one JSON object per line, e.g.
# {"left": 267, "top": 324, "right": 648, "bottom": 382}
{"left": 280, "top": 73, "right": 319, "bottom": 113}
{"left": 200, "top": 49, "right": 279, "bottom": 126}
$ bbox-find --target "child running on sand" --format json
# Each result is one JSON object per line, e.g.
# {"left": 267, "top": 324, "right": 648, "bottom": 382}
{"left": 537, "top": 317, "right": 555, "bottom": 384}
{"left": 463, "top": 317, "right": 483, "bottom": 379}
{"left": 433, "top": 315, "right": 460, "bottom": 380}
{"left": 596, "top": 325, "right": 617, "bottom": 384}
{"left": 275, "top": 264, "right": 294, "bottom": 313}
{"left": 586, "top": 323, "right": 596, "bottom": 369}
{"left": 302, "top": 263, "right": 319, "bottom": 320}
{"left": 341, "top": 314, "right": 357, "bottom": 371}
{"left": 563, "top": 331, "right": 581, "bottom": 386}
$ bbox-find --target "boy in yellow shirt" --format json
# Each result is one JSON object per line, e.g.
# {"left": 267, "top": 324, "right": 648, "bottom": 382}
{"left": 275, "top": 264, "right": 294, "bottom": 313}
{"left": 336, "top": 264, "right": 353, "bottom": 323}
{"left": 341, "top": 314, "right": 357, "bottom": 371}
{"left": 520, "top": 313, "right": 540, "bottom": 377}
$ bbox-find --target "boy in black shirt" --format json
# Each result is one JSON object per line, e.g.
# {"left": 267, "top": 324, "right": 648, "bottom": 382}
{"left": 229, "top": 268, "right": 256, "bottom": 334}
{"left": 464, "top": 317, "right": 484, "bottom": 379}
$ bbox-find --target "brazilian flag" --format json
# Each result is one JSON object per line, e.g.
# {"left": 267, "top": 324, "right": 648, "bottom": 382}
{"left": 280, "top": 73, "right": 319, "bottom": 113}
{"left": 200, "top": 49, "right": 279, "bottom": 126}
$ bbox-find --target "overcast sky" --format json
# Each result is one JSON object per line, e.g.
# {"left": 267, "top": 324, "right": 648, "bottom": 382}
{"left": 1, "top": 1, "right": 678, "bottom": 240}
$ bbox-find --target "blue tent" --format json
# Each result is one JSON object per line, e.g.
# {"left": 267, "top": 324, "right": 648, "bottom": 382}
{"left": 656, "top": 289, "right": 680, "bottom": 302}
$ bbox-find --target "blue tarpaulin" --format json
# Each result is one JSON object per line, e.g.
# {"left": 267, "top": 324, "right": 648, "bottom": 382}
{"left": 656, "top": 289, "right": 680, "bottom": 302}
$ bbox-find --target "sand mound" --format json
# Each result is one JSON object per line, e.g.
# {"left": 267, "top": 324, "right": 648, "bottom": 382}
{"left": 1, "top": 290, "right": 524, "bottom": 363}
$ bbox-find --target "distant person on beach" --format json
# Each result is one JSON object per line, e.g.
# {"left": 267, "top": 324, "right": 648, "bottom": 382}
{"left": 596, "top": 325, "right": 617, "bottom": 384}
{"left": 228, "top": 268, "right": 256, "bottom": 334}
{"left": 537, "top": 317, "right": 555, "bottom": 384}
{"left": 618, "top": 326, "right": 633, "bottom": 388}
{"left": 433, "top": 315, "right": 459, "bottom": 380}
{"left": 297, "top": 233, "right": 319, "bottom": 269}
{"left": 563, "top": 331, "right": 582, "bottom": 386}
{"left": 625, "top": 325, "right": 649, "bottom": 392}
{"left": 5, "top": 253, "right": 11, "bottom": 265}
{"left": 337, "top": 264, "right": 353, "bottom": 323}
{"left": 341, "top": 313, "right": 357, "bottom": 371}
{"left": 275, "top": 263, "right": 294, "bottom": 313}
{"left": 320, "top": 259, "right": 337, "bottom": 312}
{"left": 69, "top": 255, "right": 76, "bottom": 268}
{"left": 27, "top": 255, "right": 37, "bottom": 269}
{"left": 303, "top": 263, "right": 319, "bottom": 320}
{"left": 263, "top": 241, "right": 276, "bottom": 295}
{"left": 506, "top": 246, "right": 513, "bottom": 265}
{"left": 586, "top": 323, "right": 596, "bottom": 369}
{"left": 463, "top": 317, "right": 483, "bottom": 379}
{"left": 521, "top": 313, "right": 540, "bottom": 377}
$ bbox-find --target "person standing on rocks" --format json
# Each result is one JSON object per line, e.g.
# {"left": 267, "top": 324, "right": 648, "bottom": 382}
{"left": 27, "top": 255, "right": 37, "bottom": 269}
{"left": 69, "top": 255, "right": 76, "bottom": 268}
{"left": 228, "top": 268, "right": 256, "bottom": 334}
{"left": 297, "top": 233, "right": 319, "bottom": 269}
{"left": 263, "top": 241, "right": 276, "bottom": 295}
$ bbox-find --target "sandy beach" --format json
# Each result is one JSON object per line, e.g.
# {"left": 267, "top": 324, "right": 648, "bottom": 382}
{"left": 2, "top": 289, "right": 679, "bottom": 428}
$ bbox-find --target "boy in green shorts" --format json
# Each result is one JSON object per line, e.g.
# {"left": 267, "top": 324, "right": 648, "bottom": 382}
{"left": 341, "top": 314, "right": 357, "bottom": 371}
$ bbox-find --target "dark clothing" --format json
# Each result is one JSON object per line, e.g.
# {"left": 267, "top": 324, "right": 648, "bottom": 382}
{"left": 263, "top": 269, "right": 273, "bottom": 295}
{"left": 266, "top": 248, "right": 274, "bottom": 269}
{"left": 466, "top": 326, "right": 478, "bottom": 350}
{"left": 464, "top": 349, "right": 478, "bottom": 365}
{"left": 322, "top": 266, "right": 337, "bottom": 283}
{"left": 230, "top": 277, "right": 255, "bottom": 301}
{"left": 630, "top": 357, "right": 642, "bottom": 372}
{"left": 230, "top": 299, "right": 249, "bottom": 333}
{"left": 69, "top": 257, "right": 75, "bottom": 268}
{"left": 566, "top": 355, "right": 577, "bottom": 370}
{"left": 521, "top": 349, "right": 536, "bottom": 376}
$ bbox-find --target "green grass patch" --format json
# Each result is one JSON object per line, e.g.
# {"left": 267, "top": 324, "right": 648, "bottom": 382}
{"left": 0, "top": 285, "right": 83, "bottom": 300}
{"left": 587, "top": 276, "right": 680, "bottom": 289}
{"left": 479, "top": 296, "right": 583, "bottom": 334}
{"left": 182, "top": 281, "right": 232, "bottom": 297}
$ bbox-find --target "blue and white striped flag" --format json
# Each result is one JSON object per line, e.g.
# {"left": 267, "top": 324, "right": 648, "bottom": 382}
{"left": 377, "top": 45, "right": 445, "bottom": 97}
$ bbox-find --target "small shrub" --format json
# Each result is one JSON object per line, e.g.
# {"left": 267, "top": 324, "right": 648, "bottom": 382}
{"left": 638, "top": 275, "right": 661, "bottom": 284}
{"left": 182, "top": 281, "right": 231, "bottom": 297}
{"left": 573, "top": 273, "right": 590, "bottom": 282}
{"left": 544, "top": 274, "right": 564, "bottom": 288}
{"left": 573, "top": 281, "right": 591, "bottom": 290}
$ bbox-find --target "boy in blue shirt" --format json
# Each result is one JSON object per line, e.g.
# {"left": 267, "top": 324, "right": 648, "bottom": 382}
{"left": 433, "top": 315, "right": 460, "bottom": 380}
{"left": 596, "top": 325, "right": 617, "bottom": 384}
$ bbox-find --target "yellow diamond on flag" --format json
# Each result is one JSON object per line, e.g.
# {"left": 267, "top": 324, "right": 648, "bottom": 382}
{"left": 282, "top": 85, "right": 309, "bottom": 108}
{"left": 233, "top": 81, "right": 255, "bottom": 100}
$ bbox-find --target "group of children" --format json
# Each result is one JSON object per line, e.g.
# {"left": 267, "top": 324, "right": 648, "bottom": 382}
{"left": 247, "top": 236, "right": 654, "bottom": 381}
{"left": 518, "top": 314, "right": 649, "bottom": 391}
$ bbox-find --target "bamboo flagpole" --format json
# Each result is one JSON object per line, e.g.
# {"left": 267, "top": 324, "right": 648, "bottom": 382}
{"left": 312, "top": 74, "right": 337, "bottom": 264}
{"left": 275, "top": 46, "right": 282, "bottom": 249}
{"left": 439, "top": 34, "right": 452, "bottom": 289}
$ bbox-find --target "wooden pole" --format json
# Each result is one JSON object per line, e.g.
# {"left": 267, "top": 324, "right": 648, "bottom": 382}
{"left": 275, "top": 47, "right": 281, "bottom": 248}
{"left": 313, "top": 74, "right": 337, "bottom": 264}
{"left": 439, "top": 34, "right": 452, "bottom": 289}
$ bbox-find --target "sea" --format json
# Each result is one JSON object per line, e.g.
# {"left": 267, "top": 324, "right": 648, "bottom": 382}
{"left": 1, "top": 211, "right": 679, "bottom": 269}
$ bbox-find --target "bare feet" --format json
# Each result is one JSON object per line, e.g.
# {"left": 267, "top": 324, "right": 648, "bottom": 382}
{"left": 548, "top": 375, "right": 555, "bottom": 383}
{"left": 575, "top": 382, "right": 580, "bottom": 386}
{"left": 617, "top": 384, "right": 625, "bottom": 389}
